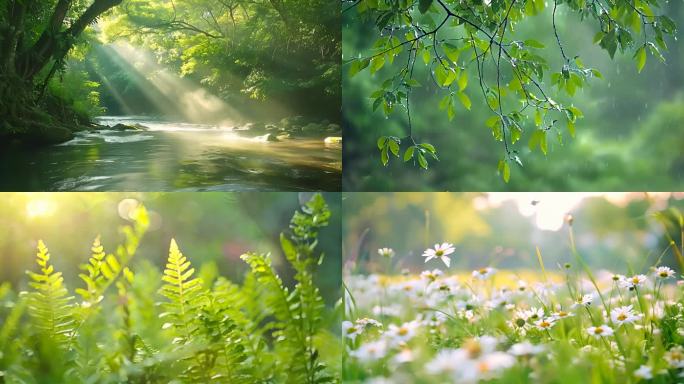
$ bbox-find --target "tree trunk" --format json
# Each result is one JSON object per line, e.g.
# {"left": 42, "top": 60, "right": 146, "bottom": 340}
{"left": 16, "top": 0, "right": 123, "bottom": 81}
{"left": 2, "top": 0, "right": 27, "bottom": 75}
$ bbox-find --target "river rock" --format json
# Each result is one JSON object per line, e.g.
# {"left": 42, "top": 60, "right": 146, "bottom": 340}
{"left": 276, "top": 133, "right": 292, "bottom": 141}
{"left": 324, "top": 136, "right": 342, "bottom": 145}
{"left": 110, "top": 123, "right": 147, "bottom": 131}
{"left": 253, "top": 133, "right": 279, "bottom": 142}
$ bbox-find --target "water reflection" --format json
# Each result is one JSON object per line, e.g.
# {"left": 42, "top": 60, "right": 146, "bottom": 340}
{"left": 0, "top": 117, "right": 341, "bottom": 191}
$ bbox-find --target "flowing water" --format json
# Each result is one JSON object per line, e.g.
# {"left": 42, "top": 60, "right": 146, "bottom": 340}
{"left": 0, "top": 116, "right": 341, "bottom": 191}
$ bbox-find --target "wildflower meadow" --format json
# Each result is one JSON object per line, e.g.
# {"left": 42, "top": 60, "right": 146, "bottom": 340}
{"left": 343, "top": 198, "right": 684, "bottom": 383}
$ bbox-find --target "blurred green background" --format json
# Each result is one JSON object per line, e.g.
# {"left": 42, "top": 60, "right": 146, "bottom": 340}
{"left": 342, "top": 1, "right": 684, "bottom": 191}
{"left": 343, "top": 192, "right": 684, "bottom": 274}
{"left": 0, "top": 192, "right": 341, "bottom": 304}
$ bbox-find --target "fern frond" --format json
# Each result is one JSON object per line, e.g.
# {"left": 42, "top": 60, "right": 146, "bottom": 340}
{"left": 160, "top": 239, "right": 204, "bottom": 345}
{"left": 25, "top": 240, "right": 75, "bottom": 343}
{"left": 240, "top": 252, "right": 296, "bottom": 327}
{"left": 281, "top": 193, "right": 334, "bottom": 384}
{"left": 76, "top": 205, "right": 149, "bottom": 307}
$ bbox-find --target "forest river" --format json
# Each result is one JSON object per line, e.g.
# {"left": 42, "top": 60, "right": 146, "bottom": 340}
{"left": 0, "top": 116, "right": 341, "bottom": 191}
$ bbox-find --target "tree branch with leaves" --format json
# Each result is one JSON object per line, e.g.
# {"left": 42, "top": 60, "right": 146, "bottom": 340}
{"left": 345, "top": 0, "right": 676, "bottom": 182}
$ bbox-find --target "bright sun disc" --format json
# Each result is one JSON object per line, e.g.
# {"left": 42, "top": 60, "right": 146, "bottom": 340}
{"left": 26, "top": 200, "right": 56, "bottom": 218}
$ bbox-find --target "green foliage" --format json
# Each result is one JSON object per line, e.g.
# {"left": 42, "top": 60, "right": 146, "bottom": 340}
{"left": 159, "top": 239, "right": 204, "bottom": 346}
{"left": 241, "top": 193, "right": 335, "bottom": 383}
{"left": 345, "top": 0, "right": 677, "bottom": 182}
{"left": 99, "top": 0, "right": 340, "bottom": 119}
{"left": 25, "top": 240, "right": 75, "bottom": 345}
{"left": 0, "top": 195, "right": 339, "bottom": 384}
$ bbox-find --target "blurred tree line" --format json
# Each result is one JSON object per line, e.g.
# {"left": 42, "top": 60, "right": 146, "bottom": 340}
{"left": 343, "top": 1, "right": 684, "bottom": 191}
{"left": 343, "top": 193, "right": 684, "bottom": 275}
{"left": 0, "top": 192, "right": 341, "bottom": 304}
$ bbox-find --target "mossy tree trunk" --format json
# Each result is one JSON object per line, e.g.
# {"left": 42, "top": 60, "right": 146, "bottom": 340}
{"left": 0, "top": 0, "right": 123, "bottom": 144}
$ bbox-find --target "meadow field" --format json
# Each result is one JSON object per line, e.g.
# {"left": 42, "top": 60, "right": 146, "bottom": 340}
{"left": 343, "top": 193, "right": 684, "bottom": 383}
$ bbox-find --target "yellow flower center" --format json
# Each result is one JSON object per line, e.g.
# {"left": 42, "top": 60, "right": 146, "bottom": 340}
{"left": 617, "top": 314, "right": 627, "bottom": 321}
{"left": 435, "top": 250, "right": 444, "bottom": 256}
{"left": 632, "top": 277, "right": 640, "bottom": 284}
{"left": 479, "top": 268, "right": 488, "bottom": 275}
{"left": 464, "top": 339, "right": 482, "bottom": 358}
{"left": 398, "top": 327, "right": 409, "bottom": 336}
{"left": 594, "top": 327, "right": 604, "bottom": 334}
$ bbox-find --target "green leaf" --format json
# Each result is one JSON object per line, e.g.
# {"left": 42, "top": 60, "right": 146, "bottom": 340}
{"left": 539, "top": 131, "right": 548, "bottom": 155}
{"left": 567, "top": 120, "right": 576, "bottom": 138}
{"left": 419, "top": 143, "right": 436, "bottom": 153}
{"left": 388, "top": 140, "right": 400, "bottom": 156}
{"left": 435, "top": 65, "right": 457, "bottom": 87}
{"left": 498, "top": 160, "right": 510, "bottom": 183}
{"left": 377, "top": 136, "right": 388, "bottom": 150}
{"left": 370, "top": 56, "right": 385, "bottom": 74}
{"left": 417, "top": 152, "right": 428, "bottom": 169}
{"left": 457, "top": 92, "right": 471, "bottom": 110}
{"left": 524, "top": 39, "right": 545, "bottom": 49}
{"left": 405, "top": 78, "right": 421, "bottom": 87}
{"left": 510, "top": 124, "right": 522, "bottom": 144}
{"left": 381, "top": 147, "right": 389, "bottom": 166}
{"left": 635, "top": 46, "right": 647, "bottom": 73}
{"left": 404, "top": 146, "right": 415, "bottom": 161}
{"left": 348, "top": 59, "right": 370, "bottom": 77}
{"left": 422, "top": 48, "right": 431, "bottom": 65}
{"left": 418, "top": 0, "right": 433, "bottom": 13}
{"left": 457, "top": 71, "right": 468, "bottom": 91}
{"left": 599, "top": 29, "right": 617, "bottom": 59}
{"left": 443, "top": 43, "right": 460, "bottom": 63}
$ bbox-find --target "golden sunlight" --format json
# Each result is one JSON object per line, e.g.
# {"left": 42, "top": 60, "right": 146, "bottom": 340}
{"left": 26, "top": 199, "right": 56, "bottom": 218}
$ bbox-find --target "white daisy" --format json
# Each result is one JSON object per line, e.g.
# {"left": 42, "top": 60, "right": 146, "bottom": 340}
{"left": 385, "top": 320, "right": 421, "bottom": 344}
{"left": 509, "top": 341, "right": 545, "bottom": 356}
{"left": 422, "top": 243, "right": 455, "bottom": 267}
{"left": 342, "top": 320, "right": 362, "bottom": 341}
{"left": 420, "top": 269, "right": 443, "bottom": 283}
{"left": 572, "top": 294, "right": 594, "bottom": 308}
{"left": 534, "top": 317, "right": 556, "bottom": 331}
{"left": 634, "top": 365, "right": 653, "bottom": 380}
{"left": 620, "top": 274, "right": 648, "bottom": 289}
{"left": 665, "top": 346, "right": 684, "bottom": 368}
{"left": 610, "top": 305, "right": 641, "bottom": 326}
{"left": 587, "top": 324, "right": 614, "bottom": 338}
{"left": 378, "top": 247, "right": 395, "bottom": 258}
{"left": 472, "top": 267, "right": 496, "bottom": 280}
{"left": 654, "top": 266, "right": 675, "bottom": 279}
{"left": 350, "top": 339, "right": 388, "bottom": 361}
{"left": 524, "top": 307, "right": 545, "bottom": 321}
{"left": 357, "top": 318, "right": 383, "bottom": 329}
{"left": 551, "top": 309, "right": 574, "bottom": 321}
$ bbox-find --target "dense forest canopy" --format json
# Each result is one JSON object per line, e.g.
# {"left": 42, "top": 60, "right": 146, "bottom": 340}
{"left": 0, "top": 0, "right": 340, "bottom": 145}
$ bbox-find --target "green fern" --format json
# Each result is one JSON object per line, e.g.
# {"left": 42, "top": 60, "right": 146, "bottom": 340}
{"left": 76, "top": 205, "right": 148, "bottom": 304}
{"left": 25, "top": 240, "right": 75, "bottom": 344}
{"left": 159, "top": 239, "right": 204, "bottom": 345}
{"left": 241, "top": 193, "right": 335, "bottom": 384}
{"left": 0, "top": 198, "right": 339, "bottom": 384}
